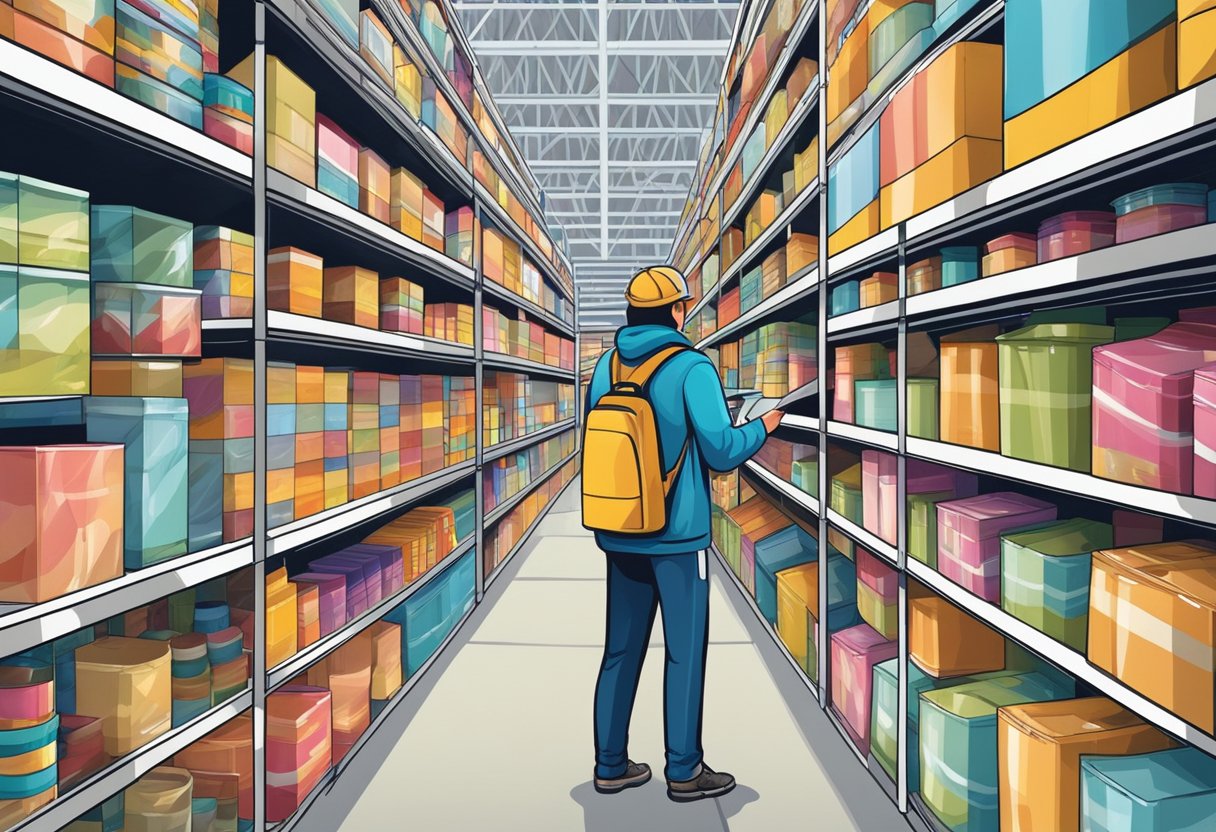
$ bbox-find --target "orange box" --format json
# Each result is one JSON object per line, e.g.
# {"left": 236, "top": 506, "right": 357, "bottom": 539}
{"left": 940, "top": 325, "right": 999, "bottom": 451}
{"left": 907, "top": 256, "right": 942, "bottom": 295}
{"left": 173, "top": 712, "right": 254, "bottom": 819}
{"left": 368, "top": 621, "right": 402, "bottom": 700}
{"left": 827, "top": 13, "right": 869, "bottom": 124}
{"left": 0, "top": 444, "right": 124, "bottom": 603}
{"left": 999, "top": 697, "right": 1177, "bottom": 832}
{"left": 860, "top": 272, "right": 897, "bottom": 307}
{"left": 390, "top": 169, "right": 424, "bottom": 240}
{"left": 421, "top": 190, "right": 445, "bottom": 251}
{"left": 266, "top": 567, "right": 299, "bottom": 668}
{"left": 1088, "top": 541, "right": 1216, "bottom": 733}
{"left": 880, "top": 136, "right": 1003, "bottom": 229}
{"left": 786, "top": 233, "right": 819, "bottom": 274}
{"left": 268, "top": 247, "right": 323, "bottom": 318}
{"left": 322, "top": 266, "right": 378, "bottom": 329}
{"left": 91, "top": 358, "right": 183, "bottom": 397}
{"left": 358, "top": 148, "right": 390, "bottom": 223}
{"left": 14, "top": 0, "right": 115, "bottom": 53}
{"left": 13, "top": 8, "right": 115, "bottom": 87}
{"left": 908, "top": 591, "right": 1005, "bottom": 678}
{"left": 880, "top": 70, "right": 927, "bottom": 186}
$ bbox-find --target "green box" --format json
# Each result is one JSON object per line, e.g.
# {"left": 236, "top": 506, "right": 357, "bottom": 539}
{"left": 0, "top": 265, "right": 90, "bottom": 396}
{"left": 908, "top": 378, "right": 940, "bottom": 440}
{"left": 792, "top": 456, "right": 819, "bottom": 498}
{"left": 855, "top": 378, "right": 897, "bottom": 432}
{"left": 997, "top": 323, "right": 1113, "bottom": 471}
{"left": 91, "top": 205, "right": 194, "bottom": 287}
{"left": 1000, "top": 518, "right": 1112, "bottom": 651}
{"left": 18, "top": 176, "right": 90, "bottom": 272}
{"left": 907, "top": 490, "right": 954, "bottom": 568}
{"left": 830, "top": 464, "right": 863, "bottom": 524}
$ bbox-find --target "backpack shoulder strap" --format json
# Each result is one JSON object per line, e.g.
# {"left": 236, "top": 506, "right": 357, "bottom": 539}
{"left": 616, "top": 345, "right": 687, "bottom": 389}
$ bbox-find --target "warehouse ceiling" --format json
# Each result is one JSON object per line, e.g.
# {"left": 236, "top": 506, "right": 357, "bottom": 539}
{"left": 454, "top": 0, "right": 738, "bottom": 328}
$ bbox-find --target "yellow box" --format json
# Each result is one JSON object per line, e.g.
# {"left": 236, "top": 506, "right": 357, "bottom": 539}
{"left": 1180, "top": 0, "right": 1216, "bottom": 18}
{"left": 827, "top": 14, "right": 869, "bottom": 123}
{"left": 390, "top": 169, "right": 424, "bottom": 240}
{"left": 229, "top": 54, "right": 314, "bottom": 125}
{"left": 1004, "top": 24, "right": 1176, "bottom": 169}
{"left": 75, "top": 637, "right": 172, "bottom": 756}
{"left": 266, "top": 567, "right": 298, "bottom": 669}
{"left": 1179, "top": 8, "right": 1216, "bottom": 89}
{"left": 267, "top": 467, "right": 294, "bottom": 504}
{"left": 268, "top": 134, "right": 316, "bottom": 188}
{"left": 777, "top": 562, "right": 818, "bottom": 672}
{"left": 923, "top": 42, "right": 1003, "bottom": 162}
{"left": 860, "top": 272, "right": 897, "bottom": 307}
{"left": 827, "top": 199, "right": 880, "bottom": 256}
{"left": 1089, "top": 541, "right": 1216, "bottom": 733}
{"left": 998, "top": 697, "right": 1176, "bottom": 832}
{"left": 324, "top": 469, "right": 347, "bottom": 509}
{"left": 880, "top": 136, "right": 1002, "bottom": 228}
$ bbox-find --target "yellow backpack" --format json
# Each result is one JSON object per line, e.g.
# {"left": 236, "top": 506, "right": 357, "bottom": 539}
{"left": 582, "top": 346, "right": 689, "bottom": 534}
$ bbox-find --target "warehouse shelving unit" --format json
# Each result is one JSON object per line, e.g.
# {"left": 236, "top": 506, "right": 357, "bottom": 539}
{"left": 669, "top": 0, "right": 1216, "bottom": 829}
{"left": 0, "top": 0, "right": 577, "bottom": 828}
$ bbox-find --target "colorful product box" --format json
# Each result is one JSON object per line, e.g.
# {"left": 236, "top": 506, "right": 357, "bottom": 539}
{"left": 358, "top": 147, "right": 390, "bottom": 223}
{"left": 322, "top": 265, "right": 378, "bottom": 329}
{"left": 909, "top": 589, "right": 1005, "bottom": 679}
{"left": 1037, "top": 210, "right": 1116, "bottom": 262}
{"left": 1081, "top": 747, "right": 1216, "bottom": 832}
{"left": 1197, "top": 364, "right": 1216, "bottom": 498}
{"left": 13, "top": 174, "right": 90, "bottom": 272}
{"left": 0, "top": 264, "right": 91, "bottom": 396}
{"left": 91, "top": 282, "right": 202, "bottom": 357}
{"left": 940, "top": 324, "right": 999, "bottom": 451}
{"left": 91, "top": 204, "right": 193, "bottom": 288}
{"left": 75, "top": 636, "right": 171, "bottom": 756}
{"left": 830, "top": 623, "right": 897, "bottom": 754}
{"left": 0, "top": 444, "right": 124, "bottom": 603}
{"left": 936, "top": 492, "right": 1057, "bottom": 602}
{"left": 83, "top": 397, "right": 189, "bottom": 568}
{"left": 266, "top": 686, "right": 332, "bottom": 823}
{"left": 267, "top": 246, "right": 323, "bottom": 318}
{"left": 230, "top": 54, "right": 317, "bottom": 187}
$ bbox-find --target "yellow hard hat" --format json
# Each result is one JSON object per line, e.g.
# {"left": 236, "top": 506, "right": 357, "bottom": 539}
{"left": 625, "top": 266, "right": 692, "bottom": 308}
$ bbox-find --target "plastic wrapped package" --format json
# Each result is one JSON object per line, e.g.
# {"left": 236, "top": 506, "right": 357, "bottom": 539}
{"left": 266, "top": 686, "right": 332, "bottom": 822}
{"left": 123, "top": 766, "right": 193, "bottom": 832}
{"left": 1037, "top": 211, "right": 1116, "bottom": 262}
{"left": 0, "top": 444, "right": 124, "bottom": 603}
{"left": 358, "top": 148, "right": 390, "bottom": 223}
{"left": 91, "top": 282, "right": 201, "bottom": 358}
{"left": 1111, "top": 183, "right": 1210, "bottom": 244}
{"left": 997, "top": 322, "right": 1113, "bottom": 471}
{"left": 1081, "top": 747, "right": 1216, "bottom": 832}
{"left": 307, "top": 638, "right": 371, "bottom": 762}
{"left": 114, "top": 0, "right": 203, "bottom": 100}
{"left": 908, "top": 590, "right": 1005, "bottom": 678}
{"left": 936, "top": 492, "right": 1057, "bottom": 602}
{"left": 834, "top": 342, "right": 888, "bottom": 423}
{"left": 194, "top": 226, "right": 254, "bottom": 319}
{"left": 918, "top": 672, "right": 1076, "bottom": 832}
{"left": 91, "top": 205, "right": 192, "bottom": 288}
{"left": 0, "top": 264, "right": 91, "bottom": 396}
{"left": 1088, "top": 541, "right": 1216, "bottom": 733}
{"left": 15, "top": 175, "right": 90, "bottom": 272}
{"left": 1000, "top": 518, "right": 1111, "bottom": 650}
{"left": 999, "top": 697, "right": 1175, "bottom": 832}
{"left": 316, "top": 115, "right": 359, "bottom": 209}
{"left": 75, "top": 637, "right": 171, "bottom": 756}
{"left": 830, "top": 623, "right": 898, "bottom": 753}
{"left": 855, "top": 547, "right": 897, "bottom": 639}
{"left": 1092, "top": 322, "right": 1216, "bottom": 492}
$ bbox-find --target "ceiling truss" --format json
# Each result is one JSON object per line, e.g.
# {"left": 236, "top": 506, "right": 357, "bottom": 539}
{"left": 456, "top": 0, "right": 736, "bottom": 327}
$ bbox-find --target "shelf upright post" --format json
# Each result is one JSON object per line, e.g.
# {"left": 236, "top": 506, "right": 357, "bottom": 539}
{"left": 895, "top": 222, "right": 910, "bottom": 815}
{"left": 814, "top": 0, "right": 830, "bottom": 707}
{"left": 474, "top": 196, "right": 487, "bottom": 603}
{"left": 251, "top": 3, "right": 269, "bottom": 828}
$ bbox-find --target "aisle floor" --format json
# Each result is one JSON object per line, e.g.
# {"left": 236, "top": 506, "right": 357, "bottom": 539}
{"left": 298, "top": 481, "right": 911, "bottom": 831}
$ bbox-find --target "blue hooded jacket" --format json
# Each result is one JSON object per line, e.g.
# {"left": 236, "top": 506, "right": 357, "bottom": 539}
{"left": 584, "top": 324, "right": 767, "bottom": 555}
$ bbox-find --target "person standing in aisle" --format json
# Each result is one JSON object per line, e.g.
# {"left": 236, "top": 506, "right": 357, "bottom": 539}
{"left": 580, "top": 265, "right": 783, "bottom": 803}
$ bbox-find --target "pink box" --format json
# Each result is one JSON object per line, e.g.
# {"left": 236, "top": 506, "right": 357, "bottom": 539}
{"left": 741, "top": 539, "right": 756, "bottom": 596}
{"left": 1115, "top": 204, "right": 1207, "bottom": 245}
{"left": 1092, "top": 322, "right": 1216, "bottom": 493}
{"left": 266, "top": 685, "right": 333, "bottom": 822}
{"left": 1196, "top": 363, "right": 1216, "bottom": 498}
{"left": 1037, "top": 211, "right": 1115, "bottom": 262}
{"left": 862, "top": 450, "right": 898, "bottom": 545}
{"left": 317, "top": 114, "right": 359, "bottom": 178}
{"left": 937, "top": 492, "right": 1057, "bottom": 602}
{"left": 205, "top": 109, "right": 254, "bottom": 155}
{"left": 830, "top": 623, "right": 898, "bottom": 754}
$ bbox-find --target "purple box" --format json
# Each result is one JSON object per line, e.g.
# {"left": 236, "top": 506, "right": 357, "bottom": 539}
{"left": 936, "top": 492, "right": 1057, "bottom": 602}
{"left": 289, "top": 573, "right": 347, "bottom": 636}
{"left": 340, "top": 544, "right": 404, "bottom": 596}
{"left": 306, "top": 557, "right": 370, "bottom": 618}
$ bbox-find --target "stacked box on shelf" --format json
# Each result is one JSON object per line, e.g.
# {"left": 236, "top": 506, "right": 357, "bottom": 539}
{"left": 183, "top": 358, "right": 253, "bottom": 548}
{"left": 831, "top": 622, "right": 898, "bottom": 754}
{"left": 266, "top": 686, "right": 332, "bottom": 823}
{"left": 347, "top": 371, "right": 380, "bottom": 500}
{"left": 4, "top": 0, "right": 116, "bottom": 87}
{"left": 378, "top": 374, "right": 400, "bottom": 490}
{"left": 203, "top": 72, "right": 253, "bottom": 154}
{"left": 384, "top": 548, "right": 476, "bottom": 676}
{"left": 359, "top": 8, "right": 393, "bottom": 87}
{"left": 445, "top": 376, "right": 475, "bottom": 465}
{"left": 940, "top": 324, "right": 1000, "bottom": 450}
{"left": 323, "top": 368, "right": 350, "bottom": 509}
{"left": 379, "top": 276, "right": 424, "bottom": 334}
{"left": 445, "top": 207, "right": 474, "bottom": 266}
{"left": 322, "top": 265, "right": 377, "bottom": 329}
{"left": 198, "top": 0, "right": 218, "bottom": 72}
{"left": 828, "top": 123, "right": 880, "bottom": 255}
{"left": 421, "top": 188, "right": 445, "bottom": 252}
{"left": 316, "top": 115, "right": 359, "bottom": 209}
{"left": 390, "top": 167, "right": 424, "bottom": 242}
{"left": 114, "top": 0, "right": 204, "bottom": 128}
{"left": 193, "top": 225, "right": 253, "bottom": 319}
{"left": 358, "top": 148, "right": 390, "bottom": 224}
{"left": 293, "top": 365, "right": 325, "bottom": 520}
{"left": 231, "top": 54, "right": 315, "bottom": 185}
{"left": 267, "top": 245, "right": 323, "bottom": 318}
{"left": 420, "top": 375, "right": 445, "bottom": 473}
{"left": 172, "top": 712, "right": 253, "bottom": 824}
{"left": 76, "top": 636, "right": 172, "bottom": 757}
{"left": 1, "top": 173, "right": 91, "bottom": 396}
{"left": 393, "top": 44, "right": 423, "bottom": 119}
{"left": 834, "top": 342, "right": 888, "bottom": 424}
{"left": 937, "top": 492, "right": 1057, "bottom": 603}
{"left": 879, "top": 42, "right": 1003, "bottom": 228}
{"left": 264, "top": 363, "right": 296, "bottom": 528}
{"left": 1004, "top": 0, "right": 1177, "bottom": 169}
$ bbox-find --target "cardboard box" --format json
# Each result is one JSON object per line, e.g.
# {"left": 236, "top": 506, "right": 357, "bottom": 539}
{"left": 322, "top": 266, "right": 378, "bottom": 328}
{"left": 75, "top": 637, "right": 172, "bottom": 756}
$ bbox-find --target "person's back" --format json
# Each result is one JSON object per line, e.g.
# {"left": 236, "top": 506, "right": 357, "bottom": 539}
{"left": 581, "top": 266, "right": 782, "bottom": 802}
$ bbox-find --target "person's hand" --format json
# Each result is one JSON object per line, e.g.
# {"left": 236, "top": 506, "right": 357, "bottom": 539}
{"left": 761, "top": 409, "right": 785, "bottom": 433}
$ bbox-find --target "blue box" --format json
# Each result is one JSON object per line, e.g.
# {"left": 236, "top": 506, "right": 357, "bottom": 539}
{"left": 85, "top": 396, "right": 189, "bottom": 568}
{"left": 855, "top": 379, "right": 897, "bottom": 432}
{"left": 831, "top": 280, "right": 861, "bottom": 315}
{"left": 1081, "top": 747, "right": 1216, "bottom": 832}
{"left": 755, "top": 525, "right": 817, "bottom": 624}
{"left": 90, "top": 205, "right": 193, "bottom": 288}
{"left": 828, "top": 123, "right": 880, "bottom": 235}
{"left": 386, "top": 550, "right": 476, "bottom": 677}
{"left": 941, "top": 246, "right": 980, "bottom": 286}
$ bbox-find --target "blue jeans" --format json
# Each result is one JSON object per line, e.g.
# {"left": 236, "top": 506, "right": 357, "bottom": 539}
{"left": 594, "top": 550, "right": 710, "bottom": 783}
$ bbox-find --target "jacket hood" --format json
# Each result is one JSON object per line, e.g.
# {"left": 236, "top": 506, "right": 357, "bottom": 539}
{"left": 614, "top": 325, "right": 691, "bottom": 363}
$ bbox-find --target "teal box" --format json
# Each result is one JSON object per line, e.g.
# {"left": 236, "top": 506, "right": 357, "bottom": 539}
{"left": 443, "top": 489, "right": 477, "bottom": 542}
{"left": 855, "top": 379, "right": 897, "bottom": 431}
{"left": 74, "top": 792, "right": 124, "bottom": 832}
{"left": 826, "top": 549, "right": 862, "bottom": 632}
{"left": 315, "top": 0, "right": 359, "bottom": 46}
{"left": 1081, "top": 747, "right": 1216, "bottom": 832}
{"left": 831, "top": 280, "right": 861, "bottom": 315}
{"left": 0, "top": 172, "right": 16, "bottom": 265}
{"left": 386, "top": 549, "right": 475, "bottom": 676}
{"left": 941, "top": 246, "right": 979, "bottom": 286}
{"left": 870, "top": 2, "right": 935, "bottom": 77}
{"left": 0, "top": 264, "right": 15, "bottom": 350}
{"left": 742, "top": 126, "right": 767, "bottom": 182}
{"left": 85, "top": 396, "right": 189, "bottom": 568}
{"left": 318, "top": 159, "right": 359, "bottom": 209}
{"left": 187, "top": 439, "right": 222, "bottom": 551}
{"left": 114, "top": 65, "right": 204, "bottom": 128}
{"left": 91, "top": 205, "right": 193, "bottom": 287}
{"left": 203, "top": 74, "right": 253, "bottom": 117}
{"left": 919, "top": 672, "right": 1075, "bottom": 831}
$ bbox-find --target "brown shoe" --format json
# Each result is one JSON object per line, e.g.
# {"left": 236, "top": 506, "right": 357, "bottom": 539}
{"left": 667, "top": 764, "right": 735, "bottom": 802}
{"left": 594, "top": 761, "right": 652, "bottom": 794}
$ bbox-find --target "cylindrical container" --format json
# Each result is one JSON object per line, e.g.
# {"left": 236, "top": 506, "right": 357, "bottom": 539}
{"left": 75, "top": 637, "right": 172, "bottom": 756}
{"left": 124, "top": 766, "right": 193, "bottom": 832}
{"left": 1112, "top": 183, "right": 1209, "bottom": 244}
{"left": 205, "top": 627, "right": 244, "bottom": 666}
{"left": 170, "top": 633, "right": 209, "bottom": 679}
{"left": 1036, "top": 210, "right": 1116, "bottom": 262}
{"left": 0, "top": 663, "right": 55, "bottom": 730}
{"left": 193, "top": 601, "right": 230, "bottom": 634}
